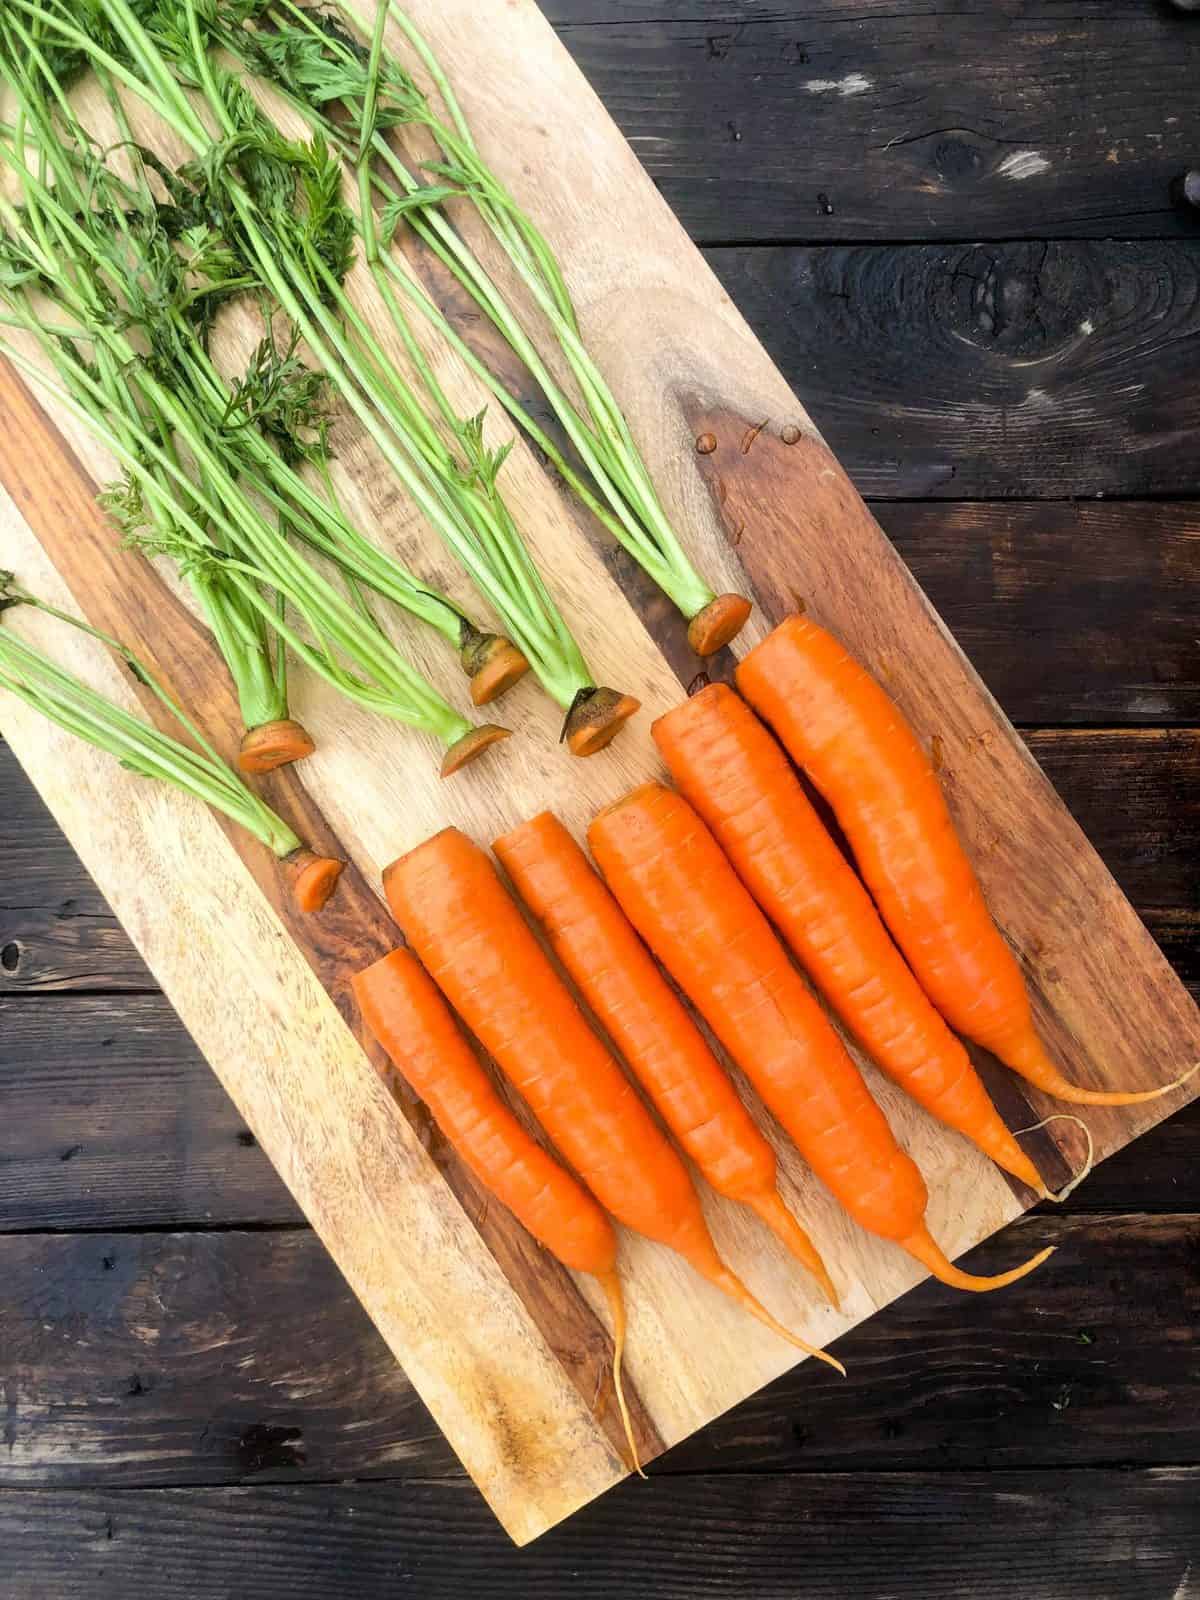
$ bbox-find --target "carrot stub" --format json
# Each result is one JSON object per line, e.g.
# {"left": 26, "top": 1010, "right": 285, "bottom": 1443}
{"left": 687, "top": 594, "right": 753, "bottom": 656}
{"left": 286, "top": 848, "right": 345, "bottom": 913}
{"left": 653, "top": 684, "right": 1047, "bottom": 1194}
{"left": 384, "top": 827, "right": 842, "bottom": 1369}
{"left": 238, "top": 719, "right": 316, "bottom": 774}
{"left": 352, "top": 947, "right": 641, "bottom": 1472}
{"left": 588, "top": 784, "right": 1053, "bottom": 1293}
{"left": 738, "top": 615, "right": 1195, "bottom": 1108}
{"left": 494, "top": 810, "right": 838, "bottom": 1306}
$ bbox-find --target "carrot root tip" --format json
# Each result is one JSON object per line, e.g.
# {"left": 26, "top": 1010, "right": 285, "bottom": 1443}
{"left": 686, "top": 594, "right": 752, "bottom": 656}
{"left": 598, "top": 1271, "right": 645, "bottom": 1479}
{"left": 440, "top": 724, "right": 511, "bottom": 777}
{"left": 286, "top": 848, "right": 345, "bottom": 913}
{"left": 903, "top": 1226, "right": 1055, "bottom": 1293}
{"left": 563, "top": 688, "right": 641, "bottom": 757}
{"left": 238, "top": 719, "right": 316, "bottom": 774}
{"left": 1014, "top": 1114, "right": 1096, "bottom": 1204}
{"left": 460, "top": 632, "right": 531, "bottom": 705}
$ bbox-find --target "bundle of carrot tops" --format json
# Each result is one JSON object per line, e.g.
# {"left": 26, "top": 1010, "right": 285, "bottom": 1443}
{"left": 1, "top": 1, "right": 1193, "bottom": 1483}
{"left": 0, "top": 0, "right": 749, "bottom": 774}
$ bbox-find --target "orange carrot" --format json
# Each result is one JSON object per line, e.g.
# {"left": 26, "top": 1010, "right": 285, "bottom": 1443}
{"left": 738, "top": 615, "right": 1193, "bottom": 1108}
{"left": 352, "top": 946, "right": 642, "bottom": 1472}
{"left": 494, "top": 810, "right": 839, "bottom": 1305}
{"left": 653, "top": 684, "right": 1047, "bottom": 1193}
{"left": 588, "top": 784, "right": 1053, "bottom": 1292}
{"left": 384, "top": 828, "right": 843, "bottom": 1370}
{"left": 238, "top": 719, "right": 316, "bottom": 773}
{"left": 287, "top": 849, "right": 345, "bottom": 913}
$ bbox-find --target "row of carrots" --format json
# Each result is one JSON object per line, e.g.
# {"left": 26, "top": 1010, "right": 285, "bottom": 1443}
{"left": 354, "top": 613, "right": 1191, "bottom": 1474}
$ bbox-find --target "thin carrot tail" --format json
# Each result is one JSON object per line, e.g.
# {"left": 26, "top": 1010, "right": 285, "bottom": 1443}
{"left": 902, "top": 1225, "right": 1054, "bottom": 1293}
{"left": 746, "top": 1189, "right": 841, "bottom": 1310}
{"left": 1002, "top": 1037, "right": 1200, "bottom": 1108}
{"left": 697, "top": 1260, "right": 846, "bottom": 1374}
{"left": 1014, "top": 1114, "right": 1096, "bottom": 1204}
{"left": 597, "top": 1271, "right": 645, "bottom": 1479}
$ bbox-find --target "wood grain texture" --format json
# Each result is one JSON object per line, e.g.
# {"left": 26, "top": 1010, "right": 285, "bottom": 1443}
{"left": 4, "top": 1213, "right": 1200, "bottom": 1490}
{"left": 5, "top": 1470, "right": 1200, "bottom": 1600}
{"left": 706, "top": 242, "right": 1200, "bottom": 498}
{"left": 543, "top": 0, "right": 1200, "bottom": 243}
{"left": 878, "top": 502, "right": 1200, "bottom": 726}
{"left": 2, "top": 0, "right": 1198, "bottom": 1542}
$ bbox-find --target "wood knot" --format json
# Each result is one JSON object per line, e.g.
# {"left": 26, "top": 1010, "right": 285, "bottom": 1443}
{"left": 695, "top": 432, "right": 717, "bottom": 455}
{"left": 781, "top": 424, "right": 802, "bottom": 445}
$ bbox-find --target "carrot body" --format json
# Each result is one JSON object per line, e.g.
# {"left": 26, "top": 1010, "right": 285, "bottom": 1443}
{"left": 352, "top": 947, "right": 640, "bottom": 1471}
{"left": 384, "top": 828, "right": 841, "bottom": 1367}
{"left": 494, "top": 810, "right": 838, "bottom": 1305}
{"left": 738, "top": 615, "right": 1177, "bottom": 1108}
{"left": 653, "top": 684, "right": 1045, "bottom": 1192}
{"left": 588, "top": 784, "right": 1052, "bottom": 1293}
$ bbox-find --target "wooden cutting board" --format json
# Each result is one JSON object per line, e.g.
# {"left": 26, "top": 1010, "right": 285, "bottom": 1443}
{"left": 1, "top": 0, "right": 1198, "bottom": 1547}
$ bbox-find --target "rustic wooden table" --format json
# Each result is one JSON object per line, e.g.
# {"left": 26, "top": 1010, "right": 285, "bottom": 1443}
{"left": 3, "top": 2, "right": 1200, "bottom": 1594}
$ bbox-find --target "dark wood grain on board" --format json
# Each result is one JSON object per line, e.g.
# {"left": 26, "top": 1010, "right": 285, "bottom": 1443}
{"left": 542, "top": 1, "right": 1200, "bottom": 244}
{"left": 0, "top": 367, "right": 664, "bottom": 1470}
{"left": 5, "top": 1469, "right": 1200, "bottom": 1600}
{"left": 704, "top": 241, "right": 1200, "bottom": 499}
{"left": 3, "top": 1214, "right": 1200, "bottom": 1489}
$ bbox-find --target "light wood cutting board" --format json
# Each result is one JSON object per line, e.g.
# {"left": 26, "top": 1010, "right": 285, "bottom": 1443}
{"left": 1, "top": 0, "right": 1198, "bottom": 1546}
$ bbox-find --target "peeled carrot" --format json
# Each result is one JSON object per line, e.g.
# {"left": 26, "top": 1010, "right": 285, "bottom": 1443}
{"left": 589, "top": 784, "right": 1053, "bottom": 1292}
{"left": 352, "top": 947, "right": 641, "bottom": 1473}
{"left": 494, "top": 810, "right": 839, "bottom": 1306}
{"left": 653, "top": 684, "right": 1047, "bottom": 1193}
{"left": 738, "top": 615, "right": 1194, "bottom": 1108}
{"left": 384, "top": 828, "right": 843, "bottom": 1371}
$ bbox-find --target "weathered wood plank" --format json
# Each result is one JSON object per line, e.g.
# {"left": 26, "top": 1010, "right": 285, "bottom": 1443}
{"left": 0, "top": 996, "right": 301, "bottom": 1231}
{"left": 4, "top": 1214, "right": 1200, "bottom": 1489}
{"left": 4, "top": 1469, "right": 1199, "bottom": 1599}
{"left": 705, "top": 241, "right": 1200, "bottom": 498}
{"left": 543, "top": 1, "right": 1200, "bottom": 243}
{"left": 878, "top": 502, "right": 1200, "bottom": 727}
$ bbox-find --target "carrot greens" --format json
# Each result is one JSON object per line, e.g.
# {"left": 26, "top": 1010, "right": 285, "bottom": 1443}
{"left": 0, "top": 18, "right": 512, "bottom": 775}
{"left": 210, "top": 0, "right": 752, "bottom": 654}
{"left": 0, "top": 575, "right": 343, "bottom": 910}
{"left": 7, "top": 0, "right": 635, "bottom": 749}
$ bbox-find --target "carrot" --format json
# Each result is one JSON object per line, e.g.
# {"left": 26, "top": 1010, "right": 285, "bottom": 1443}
{"left": 384, "top": 828, "right": 843, "bottom": 1370}
{"left": 352, "top": 947, "right": 642, "bottom": 1474}
{"left": 738, "top": 615, "right": 1196, "bottom": 1108}
{"left": 588, "top": 784, "right": 1054, "bottom": 1292}
{"left": 238, "top": 718, "right": 316, "bottom": 774}
{"left": 288, "top": 849, "right": 345, "bottom": 914}
{"left": 439, "top": 723, "right": 512, "bottom": 778}
{"left": 459, "top": 631, "right": 531, "bottom": 707}
{"left": 494, "top": 811, "right": 839, "bottom": 1306}
{"left": 653, "top": 684, "right": 1047, "bottom": 1193}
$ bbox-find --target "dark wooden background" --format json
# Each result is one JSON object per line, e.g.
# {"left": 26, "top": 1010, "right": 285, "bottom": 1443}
{"left": 4, "top": 2, "right": 1200, "bottom": 1593}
